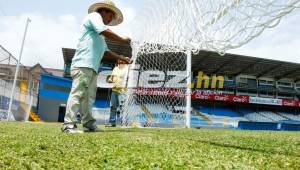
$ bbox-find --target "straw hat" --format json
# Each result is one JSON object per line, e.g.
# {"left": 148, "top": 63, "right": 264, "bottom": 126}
{"left": 88, "top": 0, "right": 123, "bottom": 26}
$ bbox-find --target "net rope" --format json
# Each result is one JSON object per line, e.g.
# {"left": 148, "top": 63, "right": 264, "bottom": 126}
{"left": 0, "top": 45, "right": 38, "bottom": 121}
{"left": 131, "top": 0, "right": 300, "bottom": 54}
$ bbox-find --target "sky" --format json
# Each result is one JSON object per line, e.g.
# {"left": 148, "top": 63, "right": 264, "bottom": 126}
{"left": 0, "top": 0, "right": 299, "bottom": 69}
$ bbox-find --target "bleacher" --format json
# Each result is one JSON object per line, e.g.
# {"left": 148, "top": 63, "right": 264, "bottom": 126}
{"left": 121, "top": 103, "right": 300, "bottom": 130}
{"left": 147, "top": 104, "right": 171, "bottom": 114}
{"left": 258, "top": 111, "right": 287, "bottom": 122}
{"left": 190, "top": 114, "right": 211, "bottom": 127}
{"left": 124, "top": 104, "right": 187, "bottom": 127}
{"left": 278, "top": 112, "right": 300, "bottom": 121}
{"left": 195, "top": 106, "right": 300, "bottom": 128}
{"left": 213, "top": 107, "right": 240, "bottom": 117}
{"left": 197, "top": 106, "right": 246, "bottom": 128}
{"left": 243, "top": 112, "right": 273, "bottom": 122}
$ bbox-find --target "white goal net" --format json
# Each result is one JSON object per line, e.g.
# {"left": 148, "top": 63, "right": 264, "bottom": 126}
{"left": 131, "top": 0, "right": 300, "bottom": 54}
{"left": 122, "top": 45, "right": 189, "bottom": 128}
{"left": 122, "top": 0, "right": 300, "bottom": 127}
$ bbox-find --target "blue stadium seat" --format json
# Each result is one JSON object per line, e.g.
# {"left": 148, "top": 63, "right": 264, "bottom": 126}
{"left": 224, "top": 80, "right": 236, "bottom": 88}
{"left": 199, "top": 106, "right": 239, "bottom": 117}
{"left": 213, "top": 107, "right": 240, "bottom": 117}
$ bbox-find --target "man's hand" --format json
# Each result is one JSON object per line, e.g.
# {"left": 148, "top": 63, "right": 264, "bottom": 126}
{"left": 120, "top": 55, "right": 133, "bottom": 64}
{"left": 103, "top": 51, "right": 133, "bottom": 64}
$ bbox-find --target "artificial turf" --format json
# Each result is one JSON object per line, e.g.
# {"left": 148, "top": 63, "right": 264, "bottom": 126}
{"left": 0, "top": 122, "right": 299, "bottom": 169}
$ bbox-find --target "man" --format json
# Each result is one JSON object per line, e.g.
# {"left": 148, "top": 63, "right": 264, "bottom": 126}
{"left": 107, "top": 59, "right": 129, "bottom": 127}
{"left": 62, "top": 0, "right": 132, "bottom": 133}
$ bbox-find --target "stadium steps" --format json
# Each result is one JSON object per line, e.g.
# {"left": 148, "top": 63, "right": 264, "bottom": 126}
{"left": 192, "top": 109, "right": 212, "bottom": 124}
{"left": 236, "top": 110, "right": 252, "bottom": 121}
{"left": 29, "top": 111, "right": 42, "bottom": 122}
{"left": 264, "top": 111, "right": 288, "bottom": 121}
{"left": 275, "top": 112, "right": 291, "bottom": 120}
{"left": 140, "top": 103, "right": 154, "bottom": 120}
{"left": 245, "top": 112, "right": 274, "bottom": 122}
{"left": 278, "top": 112, "right": 300, "bottom": 121}
{"left": 257, "top": 112, "right": 276, "bottom": 122}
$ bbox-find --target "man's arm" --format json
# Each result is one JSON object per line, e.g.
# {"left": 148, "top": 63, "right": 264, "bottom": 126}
{"left": 101, "top": 29, "right": 131, "bottom": 44}
{"left": 104, "top": 51, "right": 133, "bottom": 64}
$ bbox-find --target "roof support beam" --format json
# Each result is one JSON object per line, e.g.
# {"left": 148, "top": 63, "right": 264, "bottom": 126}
{"left": 294, "top": 77, "right": 300, "bottom": 83}
{"left": 256, "top": 63, "right": 283, "bottom": 78}
{"left": 274, "top": 67, "right": 300, "bottom": 80}
{"left": 193, "top": 53, "right": 214, "bottom": 72}
{"left": 211, "top": 56, "right": 237, "bottom": 74}
{"left": 233, "top": 59, "right": 262, "bottom": 76}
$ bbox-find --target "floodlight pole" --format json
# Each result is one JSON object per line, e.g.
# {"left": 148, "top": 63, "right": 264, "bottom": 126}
{"left": 185, "top": 50, "right": 192, "bottom": 128}
{"left": 7, "top": 18, "right": 31, "bottom": 121}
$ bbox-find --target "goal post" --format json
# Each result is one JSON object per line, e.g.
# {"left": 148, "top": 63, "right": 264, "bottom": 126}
{"left": 185, "top": 50, "right": 192, "bottom": 128}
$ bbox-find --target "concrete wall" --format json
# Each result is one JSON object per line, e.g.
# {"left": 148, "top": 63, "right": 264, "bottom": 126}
{"left": 38, "top": 96, "right": 66, "bottom": 122}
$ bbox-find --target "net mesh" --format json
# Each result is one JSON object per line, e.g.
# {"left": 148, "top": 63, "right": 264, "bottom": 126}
{"left": 122, "top": 0, "right": 300, "bottom": 127}
{"left": 131, "top": 0, "right": 300, "bottom": 54}
{"left": 0, "top": 45, "right": 38, "bottom": 121}
{"left": 122, "top": 45, "right": 188, "bottom": 127}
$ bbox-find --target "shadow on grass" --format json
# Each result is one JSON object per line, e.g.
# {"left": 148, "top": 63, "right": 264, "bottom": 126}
{"left": 189, "top": 138, "right": 300, "bottom": 158}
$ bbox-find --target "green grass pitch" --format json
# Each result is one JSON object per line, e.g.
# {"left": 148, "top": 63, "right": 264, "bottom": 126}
{"left": 0, "top": 122, "right": 299, "bottom": 169}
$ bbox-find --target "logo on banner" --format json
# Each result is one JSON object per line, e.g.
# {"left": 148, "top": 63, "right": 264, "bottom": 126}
{"left": 249, "top": 97, "right": 282, "bottom": 105}
{"left": 98, "top": 65, "right": 224, "bottom": 89}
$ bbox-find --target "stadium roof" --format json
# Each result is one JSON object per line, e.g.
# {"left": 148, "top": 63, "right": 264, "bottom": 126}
{"left": 62, "top": 40, "right": 300, "bottom": 81}
{"left": 62, "top": 40, "right": 132, "bottom": 65}
{"left": 193, "top": 50, "right": 300, "bottom": 81}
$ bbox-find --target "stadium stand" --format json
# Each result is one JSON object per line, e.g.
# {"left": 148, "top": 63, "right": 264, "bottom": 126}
{"left": 243, "top": 111, "right": 274, "bottom": 122}
{"left": 258, "top": 111, "right": 287, "bottom": 121}
{"left": 278, "top": 112, "right": 300, "bottom": 121}
{"left": 33, "top": 44, "right": 300, "bottom": 131}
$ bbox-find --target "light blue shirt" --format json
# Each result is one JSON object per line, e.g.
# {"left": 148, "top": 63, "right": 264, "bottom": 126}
{"left": 71, "top": 12, "right": 110, "bottom": 73}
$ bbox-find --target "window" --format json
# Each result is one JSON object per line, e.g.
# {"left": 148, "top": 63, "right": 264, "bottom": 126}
{"left": 239, "top": 77, "right": 247, "bottom": 84}
{"left": 259, "top": 80, "right": 266, "bottom": 84}
{"left": 267, "top": 81, "right": 274, "bottom": 85}
{"left": 295, "top": 83, "right": 300, "bottom": 88}
{"left": 259, "top": 79, "right": 274, "bottom": 86}
{"left": 44, "top": 84, "right": 70, "bottom": 93}
{"left": 278, "top": 93, "right": 293, "bottom": 99}
{"left": 259, "top": 91, "right": 275, "bottom": 98}
{"left": 225, "top": 75, "right": 234, "bottom": 81}
{"left": 237, "top": 90, "right": 257, "bottom": 96}
{"left": 277, "top": 81, "right": 292, "bottom": 87}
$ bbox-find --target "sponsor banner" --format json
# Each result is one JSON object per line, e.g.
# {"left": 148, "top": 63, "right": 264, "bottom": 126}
{"left": 282, "top": 99, "right": 295, "bottom": 107}
{"left": 132, "top": 88, "right": 249, "bottom": 103}
{"left": 282, "top": 99, "right": 300, "bottom": 107}
{"left": 296, "top": 101, "right": 300, "bottom": 107}
{"left": 130, "top": 88, "right": 300, "bottom": 108}
{"left": 133, "top": 88, "right": 186, "bottom": 98}
{"left": 192, "top": 91, "right": 249, "bottom": 103}
{"left": 249, "top": 97, "right": 282, "bottom": 106}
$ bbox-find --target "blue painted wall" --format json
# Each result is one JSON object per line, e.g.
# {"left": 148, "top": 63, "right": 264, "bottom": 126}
{"left": 38, "top": 74, "right": 109, "bottom": 122}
